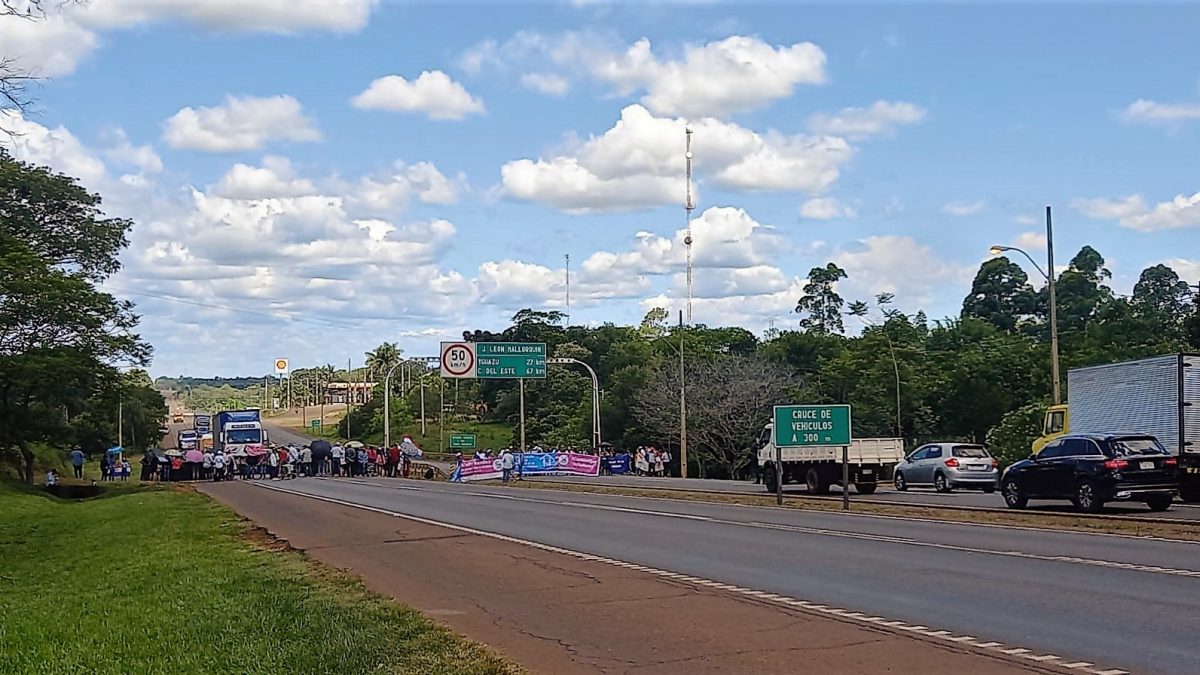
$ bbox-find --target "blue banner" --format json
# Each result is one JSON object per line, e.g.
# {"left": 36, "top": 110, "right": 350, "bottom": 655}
{"left": 603, "top": 454, "right": 631, "bottom": 474}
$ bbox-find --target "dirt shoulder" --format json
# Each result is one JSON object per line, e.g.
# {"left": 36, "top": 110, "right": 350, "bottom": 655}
{"left": 201, "top": 481, "right": 1060, "bottom": 675}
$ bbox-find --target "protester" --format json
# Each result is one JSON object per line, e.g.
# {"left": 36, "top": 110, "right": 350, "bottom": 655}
{"left": 140, "top": 451, "right": 155, "bottom": 481}
{"left": 356, "top": 447, "right": 368, "bottom": 477}
{"left": 635, "top": 447, "right": 648, "bottom": 476}
{"left": 374, "top": 447, "right": 385, "bottom": 476}
{"left": 660, "top": 448, "right": 673, "bottom": 477}
{"left": 386, "top": 444, "right": 400, "bottom": 477}
{"left": 100, "top": 453, "right": 111, "bottom": 482}
{"left": 212, "top": 450, "right": 227, "bottom": 481}
{"left": 653, "top": 447, "right": 665, "bottom": 477}
{"left": 366, "top": 446, "right": 378, "bottom": 477}
{"left": 202, "top": 449, "right": 214, "bottom": 480}
{"left": 119, "top": 459, "right": 131, "bottom": 481}
{"left": 69, "top": 447, "right": 85, "bottom": 479}
{"left": 300, "top": 445, "right": 312, "bottom": 477}
{"left": 331, "top": 443, "right": 344, "bottom": 478}
{"left": 500, "top": 448, "right": 515, "bottom": 485}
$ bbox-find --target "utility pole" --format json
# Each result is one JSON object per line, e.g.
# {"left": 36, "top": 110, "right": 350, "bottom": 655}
{"left": 679, "top": 310, "right": 687, "bottom": 478}
{"left": 519, "top": 378, "right": 527, "bottom": 452}
{"left": 383, "top": 362, "right": 401, "bottom": 449}
{"left": 1046, "top": 205, "right": 1061, "bottom": 405}
{"left": 346, "top": 357, "right": 352, "bottom": 440}
{"left": 439, "top": 377, "right": 445, "bottom": 453}
{"left": 684, "top": 128, "right": 695, "bottom": 325}
{"left": 565, "top": 253, "right": 571, "bottom": 327}
{"left": 420, "top": 375, "right": 427, "bottom": 435}
{"left": 117, "top": 400, "right": 123, "bottom": 449}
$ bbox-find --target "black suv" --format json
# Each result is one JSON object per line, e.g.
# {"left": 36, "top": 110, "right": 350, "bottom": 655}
{"left": 1000, "top": 434, "right": 1178, "bottom": 513}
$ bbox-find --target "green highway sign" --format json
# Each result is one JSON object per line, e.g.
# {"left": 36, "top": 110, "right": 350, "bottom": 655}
{"left": 449, "top": 434, "right": 477, "bottom": 449}
{"left": 476, "top": 342, "right": 546, "bottom": 379}
{"left": 309, "top": 419, "right": 320, "bottom": 429}
{"left": 773, "top": 404, "right": 852, "bottom": 447}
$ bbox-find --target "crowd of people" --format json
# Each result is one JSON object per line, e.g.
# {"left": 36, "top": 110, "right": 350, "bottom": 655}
{"left": 632, "top": 446, "right": 671, "bottom": 477}
{"left": 129, "top": 439, "right": 425, "bottom": 483}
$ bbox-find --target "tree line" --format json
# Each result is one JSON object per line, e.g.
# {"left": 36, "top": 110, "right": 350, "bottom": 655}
{"left": 1, "top": 151, "right": 165, "bottom": 482}
{"left": 311, "top": 245, "right": 1200, "bottom": 478}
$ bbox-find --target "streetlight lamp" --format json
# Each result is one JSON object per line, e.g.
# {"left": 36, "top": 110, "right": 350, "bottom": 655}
{"left": 547, "top": 357, "right": 601, "bottom": 449}
{"left": 989, "top": 206, "right": 1060, "bottom": 403}
{"left": 383, "top": 362, "right": 402, "bottom": 449}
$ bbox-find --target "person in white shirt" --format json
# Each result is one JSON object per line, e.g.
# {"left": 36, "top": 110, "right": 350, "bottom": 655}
{"left": 500, "top": 449, "right": 515, "bottom": 484}
{"left": 331, "top": 444, "right": 344, "bottom": 478}
{"left": 212, "top": 451, "right": 227, "bottom": 482}
{"left": 201, "top": 450, "right": 214, "bottom": 480}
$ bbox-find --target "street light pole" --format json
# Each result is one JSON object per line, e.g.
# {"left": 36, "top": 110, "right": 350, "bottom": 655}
{"left": 547, "top": 357, "right": 601, "bottom": 449}
{"left": 989, "top": 207, "right": 1062, "bottom": 404}
{"left": 1046, "top": 206, "right": 1061, "bottom": 405}
{"left": 383, "top": 362, "right": 401, "bottom": 449}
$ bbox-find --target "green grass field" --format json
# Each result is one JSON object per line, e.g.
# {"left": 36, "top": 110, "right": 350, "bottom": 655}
{"left": 0, "top": 481, "right": 518, "bottom": 675}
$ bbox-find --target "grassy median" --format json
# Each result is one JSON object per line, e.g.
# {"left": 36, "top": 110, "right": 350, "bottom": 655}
{"left": 0, "top": 480, "right": 518, "bottom": 675}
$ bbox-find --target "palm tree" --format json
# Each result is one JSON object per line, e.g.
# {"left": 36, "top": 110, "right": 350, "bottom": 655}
{"left": 365, "top": 342, "right": 403, "bottom": 378}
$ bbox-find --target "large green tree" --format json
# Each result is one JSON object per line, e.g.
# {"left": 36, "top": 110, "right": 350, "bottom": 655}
{"left": 795, "top": 263, "right": 848, "bottom": 334}
{"left": 0, "top": 151, "right": 150, "bottom": 482}
{"left": 961, "top": 257, "right": 1038, "bottom": 332}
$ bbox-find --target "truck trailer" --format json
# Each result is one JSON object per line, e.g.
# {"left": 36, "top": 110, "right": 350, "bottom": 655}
{"left": 1034, "top": 354, "right": 1199, "bottom": 499}
{"left": 756, "top": 422, "right": 904, "bottom": 494}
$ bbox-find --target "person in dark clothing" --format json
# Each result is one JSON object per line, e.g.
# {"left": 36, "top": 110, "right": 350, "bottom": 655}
{"left": 140, "top": 452, "right": 155, "bottom": 482}
{"left": 100, "top": 454, "right": 111, "bottom": 482}
{"left": 69, "top": 447, "right": 85, "bottom": 479}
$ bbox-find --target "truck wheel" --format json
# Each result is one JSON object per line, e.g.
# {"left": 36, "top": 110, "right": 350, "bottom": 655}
{"left": 855, "top": 482, "right": 877, "bottom": 495}
{"left": 806, "top": 468, "right": 829, "bottom": 495}
{"left": 763, "top": 464, "right": 778, "bottom": 493}
{"left": 894, "top": 472, "right": 908, "bottom": 491}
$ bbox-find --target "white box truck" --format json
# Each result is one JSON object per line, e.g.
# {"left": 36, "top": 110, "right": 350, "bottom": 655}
{"left": 755, "top": 422, "right": 904, "bottom": 495}
{"left": 1034, "top": 354, "right": 1200, "bottom": 500}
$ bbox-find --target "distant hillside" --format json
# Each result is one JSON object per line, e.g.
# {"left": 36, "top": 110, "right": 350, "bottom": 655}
{"left": 155, "top": 376, "right": 269, "bottom": 390}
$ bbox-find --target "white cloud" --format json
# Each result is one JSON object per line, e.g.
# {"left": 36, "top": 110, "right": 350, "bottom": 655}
{"left": 162, "top": 95, "right": 321, "bottom": 152}
{"left": 500, "top": 104, "right": 852, "bottom": 212}
{"left": 807, "top": 100, "right": 926, "bottom": 139}
{"left": 0, "top": 12, "right": 99, "bottom": 78}
{"left": 79, "top": 0, "right": 377, "bottom": 34}
{"left": 1163, "top": 258, "right": 1200, "bottom": 285}
{"left": 353, "top": 161, "right": 462, "bottom": 212}
{"left": 942, "top": 200, "right": 985, "bottom": 216}
{"left": 800, "top": 197, "right": 855, "bottom": 220}
{"left": 1013, "top": 214, "right": 1038, "bottom": 226}
{"left": 475, "top": 259, "right": 648, "bottom": 308}
{"left": 103, "top": 130, "right": 163, "bottom": 174}
{"left": 1013, "top": 231, "right": 1047, "bottom": 251}
{"left": 834, "top": 235, "right": 972, "bottom": 308}
{"left": 593, "top": 35, "right": 826, "bottom": 117}
{"left": 351, "top": 71, "right": 484, "bottom": 120}
{"left": 580, "top": 207, "right": 786, "bottom": 279}
{"left": 212, "top": 156, "right": 317, "bottom": 199}
{"left": 0, "top": 111, "right": 107, "bottom": 186}
{"left": 0, "top": 1, "right": 376, "bottom": 83}
{"left": 1073, "top": 191, "right": 1200, "bottom": 232}
{"left": 640, "top": 277, "right": 806, "bottom": 329}
{"left": 520, "top": 73, "right": 570, "bottom": 96}
{"left": 1120, "top": 98, "right": 1200, "bottom": 126}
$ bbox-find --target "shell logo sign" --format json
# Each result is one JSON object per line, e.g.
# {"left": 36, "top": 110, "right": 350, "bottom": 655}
{"left": 273, "top": 358, "right": 289, "bottom": 374}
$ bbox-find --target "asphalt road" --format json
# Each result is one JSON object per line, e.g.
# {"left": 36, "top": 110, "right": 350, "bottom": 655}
{"left": 263, "top": 476, "right": 1200, "bottom": 674}
{"left": 532, "top": 473, "right": 1200, "bottom": 521}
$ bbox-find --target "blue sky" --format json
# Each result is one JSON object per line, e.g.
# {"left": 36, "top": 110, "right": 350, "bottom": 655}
{"left": 3, "top": 1, "right": 1199, "bottom": 377}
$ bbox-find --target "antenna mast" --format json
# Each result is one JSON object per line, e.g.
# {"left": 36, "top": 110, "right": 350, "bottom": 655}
{"left": 564, "top": 253, "right": 571, "bottom": 327}
{"left": 684, "top": 127, "right": 694, "bottom": 325}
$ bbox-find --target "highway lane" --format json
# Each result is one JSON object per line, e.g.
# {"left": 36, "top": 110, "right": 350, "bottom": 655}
{"left": 260, "top": 476, "right": 1200, "bottom": 674}
{"left": 532, "top": 473, "right": 1200, "bottom": 521}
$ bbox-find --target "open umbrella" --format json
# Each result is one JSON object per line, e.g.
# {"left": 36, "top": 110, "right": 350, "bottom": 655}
{"left": 345, "top": 441, "right": 365, "bottom": 449}
{"left": 164, "top": 449, "right": 183, "bottom": 457}
{"left": 184, "top": 449, "right": 204, "bottom": 463}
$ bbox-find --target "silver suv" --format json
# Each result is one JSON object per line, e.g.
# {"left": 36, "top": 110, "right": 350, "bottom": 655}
{"left": 894, "top": 443, "right": 998, "bottom": 493}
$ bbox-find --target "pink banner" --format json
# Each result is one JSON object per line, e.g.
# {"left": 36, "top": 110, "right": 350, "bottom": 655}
{"left": 452, "top": 452, "right": 601, "bottom": 482}
{"left": 561, "top": 452, "right": 600, "bottom": 476}
{"left": 454, "top": 457, "right": 504, "bottom": 482}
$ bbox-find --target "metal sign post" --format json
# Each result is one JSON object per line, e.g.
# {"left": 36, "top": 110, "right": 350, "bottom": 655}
{"left": 842, "top": 445, "right": 850, "bottom": 511}
{"left": 776, "top": 443, "right": 783, "bottom": 506}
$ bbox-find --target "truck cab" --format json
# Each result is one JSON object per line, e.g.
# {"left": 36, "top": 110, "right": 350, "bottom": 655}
{"left": 756, "top": 421, "right": 904, "bottom": 495}
{"left": 1032, "top": 404, "right": 1069, "bottom": 454}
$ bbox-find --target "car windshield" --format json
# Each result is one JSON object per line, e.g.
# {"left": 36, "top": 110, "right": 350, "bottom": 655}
{"left": 952, "top": 445, "right": 989, "bottom": 458}
{"left": 1107, "top": 438, "right": 1167, "bottom": 457}
{"left": 227, "top": 429, "right": 262, "bottom": 444}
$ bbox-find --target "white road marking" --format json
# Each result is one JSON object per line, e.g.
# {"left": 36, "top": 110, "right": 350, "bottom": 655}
{"left": 252, "top": 481, "right": 1135, "bottom": 675}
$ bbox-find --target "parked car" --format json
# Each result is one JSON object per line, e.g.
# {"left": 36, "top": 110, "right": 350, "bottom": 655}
{"left": 172, "top": 414, "right": 184, "bottom": 423}
{"left": 894, "top": 443, "right": 998, "bottom": 493}
{"left": 1000, "top": 433, "right": 1178, "bottom": 513}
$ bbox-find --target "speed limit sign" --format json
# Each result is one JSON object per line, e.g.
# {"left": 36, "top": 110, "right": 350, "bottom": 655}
{"left": 439, "top": 342, "right": 477, "bottom": 378}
